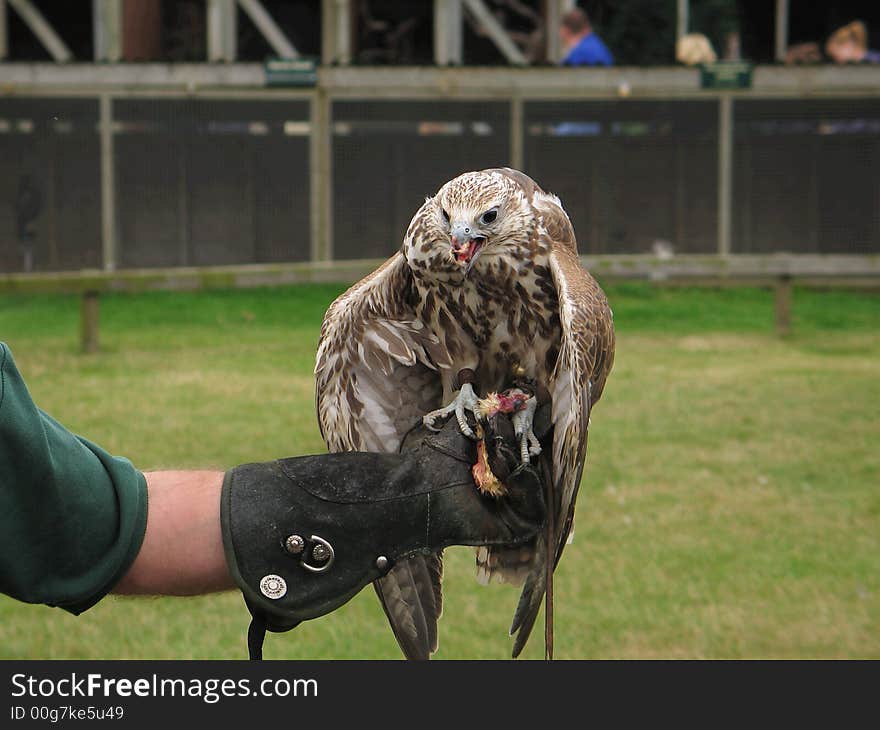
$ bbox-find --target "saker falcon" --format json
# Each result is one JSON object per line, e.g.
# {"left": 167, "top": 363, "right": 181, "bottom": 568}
{"left": 315, "top": 168, "right": 615, "bottom": 659}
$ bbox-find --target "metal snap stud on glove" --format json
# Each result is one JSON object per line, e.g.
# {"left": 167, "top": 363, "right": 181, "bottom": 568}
{"left": 283, "top": 534, "right": 336, "bottom": 574}
{"left": 301, "top": 535, "right": 334, "bottom": 573}
{"left": 285, "top": 534, "right": 305, "bottom": 555}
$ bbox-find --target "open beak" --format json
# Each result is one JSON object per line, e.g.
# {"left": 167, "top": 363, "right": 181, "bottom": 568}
{"left": 451, "top": 235, "right": 487, "bottom": 275}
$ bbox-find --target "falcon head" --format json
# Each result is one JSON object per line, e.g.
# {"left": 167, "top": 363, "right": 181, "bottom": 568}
{"left": 404, "top": 169, "right": 535, "bottom": 282}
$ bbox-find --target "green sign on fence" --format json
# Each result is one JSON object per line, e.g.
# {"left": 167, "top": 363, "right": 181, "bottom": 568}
{"left": 265, "top": 58, "right": 318, "bottom": 87}
{"left": 700, "top": 61, "right": 753, "bottom": 90}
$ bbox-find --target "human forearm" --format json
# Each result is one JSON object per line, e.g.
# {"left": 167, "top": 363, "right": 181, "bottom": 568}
{"left": 114, "top": 470, "right": 233, "bottom": 596}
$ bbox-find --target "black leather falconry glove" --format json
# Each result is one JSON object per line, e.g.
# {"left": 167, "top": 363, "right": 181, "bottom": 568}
{"left": 221, "top": 412, "right": 545, "bottom": 659}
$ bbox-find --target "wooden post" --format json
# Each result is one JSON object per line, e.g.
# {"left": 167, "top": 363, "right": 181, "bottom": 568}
{"left": 81, "top": 291, "right": 100, "bottom": 353}
{"left": 775, "top": 275, "right": 792, "bottom": 336}
{"left": 321, "top": 0, "right": 335, "bottom": 65}
{"left": 717, "top": 94, "right": 733, "bottom": 256}
{"left": 100, "top": 94, "right": 117, "bottom": 271}
{"left": 310, "top": 90, "right": 333, "bottom": 262}
{"left": 332, "top": 0, "right": 351, "bottom": 65}
{"left": 509, "top": 95, "right": 523, "bottom": 171}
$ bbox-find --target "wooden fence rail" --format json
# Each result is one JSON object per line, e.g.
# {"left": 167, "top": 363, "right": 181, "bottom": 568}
{"left": 1, "top": 255, "right": 877, "bottom": 352}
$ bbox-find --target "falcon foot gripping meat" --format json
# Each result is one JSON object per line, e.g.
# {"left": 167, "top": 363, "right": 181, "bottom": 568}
{"left": 221, "top": 412, "right": 545, "bottom": 659}
{"left": 473, "top": 378, "right": 553, "bottom": 494}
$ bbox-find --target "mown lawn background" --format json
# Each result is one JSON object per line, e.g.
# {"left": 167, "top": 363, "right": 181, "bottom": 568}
{"left": 0, "top": 283, "right": 877, "bottom": 659}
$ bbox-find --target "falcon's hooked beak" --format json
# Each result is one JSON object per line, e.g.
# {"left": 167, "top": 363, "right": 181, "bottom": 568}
{"left": 450, "top": 222, "right": 487, "bottom": 276}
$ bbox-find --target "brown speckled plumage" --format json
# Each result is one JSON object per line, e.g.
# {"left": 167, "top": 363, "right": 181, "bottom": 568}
{"left": 315, "top": 168, "right": 615, "bottom": 658}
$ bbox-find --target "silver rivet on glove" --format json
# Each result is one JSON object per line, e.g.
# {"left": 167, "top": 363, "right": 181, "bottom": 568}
{"left": 259, "top": 574, "right": 287, "bottom": 599}
{"left": 285, "top": 534, "right": 305, "bottom": 555}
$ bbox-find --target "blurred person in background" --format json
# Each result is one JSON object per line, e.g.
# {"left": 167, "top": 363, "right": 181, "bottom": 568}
{"left": 785, "top": 42, "right": 823, "bottom": 64}
{"left": 826, "top": 20, "right": 880, "bottom": 64}
{"left": 675, "top": 33, "right": 717, "bottom": 66}
{"left": 559, "top": 7, "right": 613, "bottom": 67}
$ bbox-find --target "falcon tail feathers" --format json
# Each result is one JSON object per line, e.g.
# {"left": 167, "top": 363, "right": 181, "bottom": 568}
{"left": 374, "top": 552, "right": 443, "bottom": 661}
{"left": 509, "top": 534, "right": 548, "bottom": 658}
{"left": 510, "top": 452, "right": 556, "bottom": 658}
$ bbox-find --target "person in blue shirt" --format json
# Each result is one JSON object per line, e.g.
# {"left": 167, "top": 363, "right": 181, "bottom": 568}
{"left": 559, "top": 8, "right": 613, "bottom": 67}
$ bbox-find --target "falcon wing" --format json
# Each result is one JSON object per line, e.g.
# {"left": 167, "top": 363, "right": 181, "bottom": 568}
{"left": 315, "top": 252, "right": 452, "bottom": 660}
{"left": 546, "top": 241, "right": 614, "bottom": 563}
{"left": 510, "top": 198, "right": 615, "bottom": 657}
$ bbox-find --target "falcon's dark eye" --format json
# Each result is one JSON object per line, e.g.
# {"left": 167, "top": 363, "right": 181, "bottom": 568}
{"left": 481, "top": 209, "right": 498, "bottom": 225}
{"left": 441, "top": 209, "right": 450, "bottom": 223}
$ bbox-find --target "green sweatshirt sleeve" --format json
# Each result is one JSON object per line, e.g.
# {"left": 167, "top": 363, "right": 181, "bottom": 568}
{"left": 0, "top": 342, "right": 148, "bottom": 614}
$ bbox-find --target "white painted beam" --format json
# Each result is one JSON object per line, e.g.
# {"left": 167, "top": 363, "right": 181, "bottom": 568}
{"left": 434, "top": 0, "right": 463, "bottom": 66}
{"left": 238, "top": 0, "right": 299, "bottom": 59}
{"left": 775, "top": 0, "right": 789, "bottom": 62}
{"left": 207, "top": 0, "right": 237, "bottom": 62}
{"left": 2, "top": 256, "right": 878, "bottom": 297}
{"left": 8, "top": 0, "right": 73, "bottom": 62}
{"left": 0, "top": 0, "right": 8, "bottom": 60}
{"left": 545, "top": 0, "right": 575, "bottom": 64}
{"left": 676, "top": 0, "right": 689, "bottom": 41}
{"left": 92, "top": 0, "right": 122, "bottom": 62}
{"left": 4, "top": 63, "right": 880, "bottom": 96}
{"left": 462, "top": 0, "right": 527, "bottom": 65}
{"left": 333, "top": 0, "right": 350, "bottom": 65}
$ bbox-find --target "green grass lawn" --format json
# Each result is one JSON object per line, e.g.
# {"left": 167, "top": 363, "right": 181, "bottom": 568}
{"left": 0, "top": 283, "right": 878, "bottom": 659}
